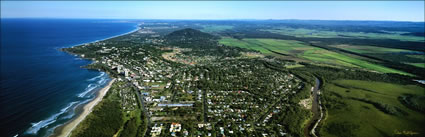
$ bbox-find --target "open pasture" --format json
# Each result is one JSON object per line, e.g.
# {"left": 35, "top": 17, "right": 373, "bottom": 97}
{"left": 331, "top": 44, "right": 425, "bottom": 68}
{"left": 320, "top": 79, "right": 425, "bottom": 137}
{"left": 262, "top": 27, "right": 425, "bottom": 42}
{"left": 219, "top": 38, "right": 410, "bottom": 75}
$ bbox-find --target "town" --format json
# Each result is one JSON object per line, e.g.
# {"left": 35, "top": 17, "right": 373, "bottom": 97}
{"left": 65, "top": 23, "right": 307, "bottom": 137}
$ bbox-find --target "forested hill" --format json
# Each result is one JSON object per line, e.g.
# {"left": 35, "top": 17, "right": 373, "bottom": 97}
{"left": 165, "top": 28, "right": 219, "bottom": 48}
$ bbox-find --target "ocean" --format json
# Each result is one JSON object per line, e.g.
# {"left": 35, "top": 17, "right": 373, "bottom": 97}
{"left": 0, "top": 19, "right": 139, "bottom": 137}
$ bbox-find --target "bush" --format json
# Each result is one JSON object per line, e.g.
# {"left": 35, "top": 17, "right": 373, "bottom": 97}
{"left": 71, "top": 100, "right": 123, "bottom": 137}
{"left": 120, "top": 118, "right": 138, "bottom": 137}
{"left": 325, "top": 121, "right": 359, "bottom": 137}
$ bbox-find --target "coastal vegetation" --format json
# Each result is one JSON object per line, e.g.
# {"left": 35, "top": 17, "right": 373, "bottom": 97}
{"left": 70, "top": 80, "right": 146, "bottom": 137}
{"left": 70, "top": 86, "right": 123, "bottom": 137}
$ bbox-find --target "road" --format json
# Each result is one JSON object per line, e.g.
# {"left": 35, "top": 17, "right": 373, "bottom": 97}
{"left": 124, "top": 77, "right": 151, "bottom": 125}
{"left": 304, "top": 77, "right": 323, "bottom": 137}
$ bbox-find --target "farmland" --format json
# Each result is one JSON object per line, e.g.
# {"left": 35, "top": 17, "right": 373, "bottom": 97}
{"left": 262, "top": 27, "right": 425, "bottom": 42}
{"left": 329, "top": 44, "right": 412, "bottom": 54}
{"left": 330, "top": 44, "right": 425, "bottom": 67}
{"left": 219, "top": 38, "right": 410, "bottom": 75}
{"left": 408, "top": 63, "right": 425, "bottom": 68}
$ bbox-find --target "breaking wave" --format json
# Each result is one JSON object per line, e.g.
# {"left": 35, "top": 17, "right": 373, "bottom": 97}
{"left": 77, "top": 84, "right": 99, "bottom": 98}
{"left": 24, "top": 101, "right": 78, "bottom": 135}
{"left": 87, "top": 72, "right": 105, "bottom": 81}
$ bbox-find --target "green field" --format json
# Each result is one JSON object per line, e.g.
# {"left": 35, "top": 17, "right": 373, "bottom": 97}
{"left": 330, "top": 45, "right": 425, "bottom": 68}
{"left": 262, "top": 27, "right": 425, "bottom": 42}
{"left": 407, "top": 63, "right": 425, "bottom": 68}
{"left": 219, "top": 38, "right": 410, "bottom": 75}
{"left": 330, "top": 44, "right": 412, "bottom": 54}
{"left": 320, "top": 80, "right": 425, "bottom": 137}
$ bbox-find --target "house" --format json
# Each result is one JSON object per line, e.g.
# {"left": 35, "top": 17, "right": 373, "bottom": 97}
{"left": 170, "top": 123, "right": 182, "bottom": 136}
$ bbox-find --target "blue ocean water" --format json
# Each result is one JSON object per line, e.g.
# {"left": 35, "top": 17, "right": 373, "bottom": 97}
{"left": 0, "top": 19, "right": 138, "bottom": 137}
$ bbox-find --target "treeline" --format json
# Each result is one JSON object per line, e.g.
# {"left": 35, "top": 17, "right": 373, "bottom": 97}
{"left": 290, "top": 63, "right": 416, "bottom": 85}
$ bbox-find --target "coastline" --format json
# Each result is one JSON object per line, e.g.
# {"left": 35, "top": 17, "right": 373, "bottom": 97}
{"left": 51, "top": 24, "right": 141, "bottom": 137}
{"left": 65, "top": 23, "right": 141, "bottom": 49}
{"left": 56, "top": 78, "right": 116, "bottom": 137}
{"left": 1, "top": 20, "right": 142, "bottom": 137}
{"left": 59, "top": 24, "right": 141, "bottom": 60}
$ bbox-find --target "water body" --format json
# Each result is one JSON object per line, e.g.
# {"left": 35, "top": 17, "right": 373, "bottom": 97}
{"left": 304, "top": 77, "right": 322, "bottom": 137}
{"left": 0, "top": 19, "right": 138, "bottom": 137}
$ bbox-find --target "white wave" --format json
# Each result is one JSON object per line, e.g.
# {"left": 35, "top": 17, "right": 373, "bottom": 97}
{"left": 45, "top": 124, "right": 62, "bottom": 137}
{"left": 24, "top": 102, "right": 78, "bottom": 135}
{"left": 87, "top": 72, "right": 105, "bottom": 81}
{"left": 60, "top": 98, "right": 91, "bottom": 120}
{"left": 44, "top": 98, "right": 92, "bottom": 137}
{"left": 97, "top": 77, "right": 108, "bottom": 85}
{"left": 78, "top": 84, "right": 98, "bottom": 98}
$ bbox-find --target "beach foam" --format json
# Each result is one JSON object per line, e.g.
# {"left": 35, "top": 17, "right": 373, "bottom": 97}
{"left": 57, "top": 79, "right": 116, "bottom": 137}
{"left": 79, "top": 73, "right": 109, "bottom": 98}
{"left": 87, "top": 72, "right": 105, "bottom": 81}
{"left": 60, "top": 99, "right": 91, "bottom": 120}
{"left": 97, "top": 77, "right": 108, "bottom": 85}
{"left": 77, "top": 84, "right": 98, "bottom": 98}
{"left": 24, "top": 101, "right": 78, "bottom": 135}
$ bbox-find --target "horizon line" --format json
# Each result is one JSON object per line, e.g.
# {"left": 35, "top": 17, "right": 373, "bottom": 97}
{"left": 2, "top": 17, "right": 424, "bottom": 23}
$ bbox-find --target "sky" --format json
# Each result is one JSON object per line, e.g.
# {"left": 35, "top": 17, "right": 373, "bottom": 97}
{"left": 1, "top": 1, "right": 424, "bottom": 22}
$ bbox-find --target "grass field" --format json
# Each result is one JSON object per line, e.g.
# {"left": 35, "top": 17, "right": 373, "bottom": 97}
{"left": 320, "top": 80, "right": 425, "bottom": 137}
{"left": 262, "top": 27, "right": 425, "bottom": 42}
{"left": 330, "top": 44, "right": 425, "bottom": 69}
{"left": 219, "top": 37, "right": 410, "bottom": 75}
{"left": 407, "top": 63, "right": 425, "bottom": 68}
{"left": 330, "top": 44, "right": 412, "bottom": 54}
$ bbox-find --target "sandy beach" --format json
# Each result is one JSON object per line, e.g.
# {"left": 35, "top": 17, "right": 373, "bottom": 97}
{"left": 56, "top": 78, "right": 116, "bottom": 137}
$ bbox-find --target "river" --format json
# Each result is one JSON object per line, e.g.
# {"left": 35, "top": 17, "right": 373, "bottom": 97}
{"left": 304, "top": 77, "right": 322, "bottom": 137}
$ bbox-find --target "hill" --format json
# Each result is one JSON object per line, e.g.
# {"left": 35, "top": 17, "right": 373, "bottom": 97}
{"left": 165, "top": 28, "right": 218, "bottom": 48}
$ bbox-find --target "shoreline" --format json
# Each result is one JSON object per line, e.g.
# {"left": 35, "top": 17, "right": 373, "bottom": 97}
{"left": 56, "top": 78, "right": 116, "bottom": 137}
{"left": 51, "top": 23, "right": 141, "bottom": 137}
{"left": 66, "top": 23, "right": 141, "bottom": 49}
{"left": 59, "top": 24, "right": 141, "bottom": 60}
